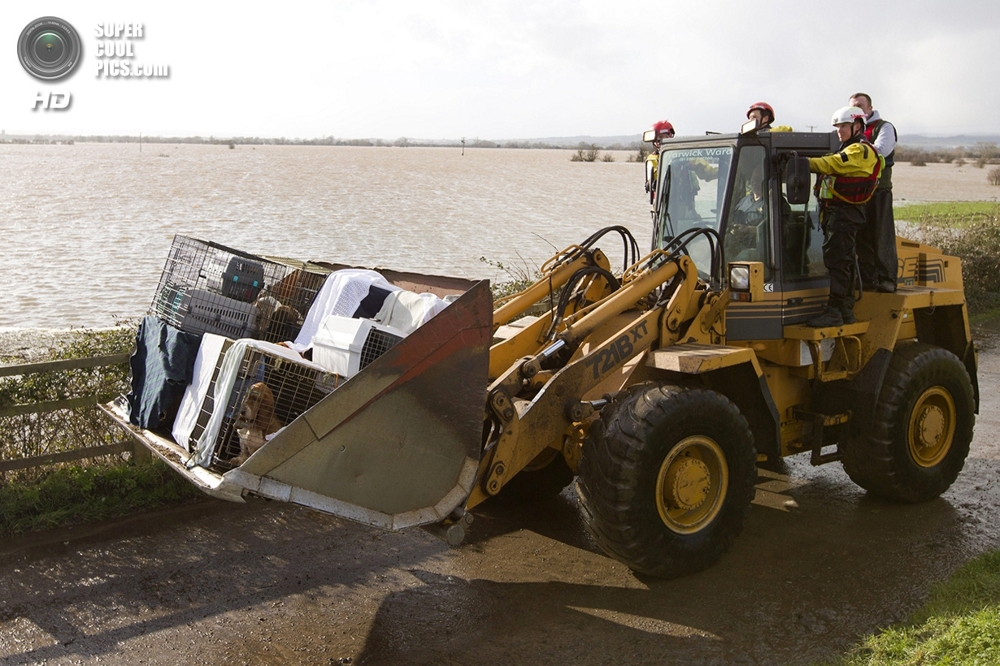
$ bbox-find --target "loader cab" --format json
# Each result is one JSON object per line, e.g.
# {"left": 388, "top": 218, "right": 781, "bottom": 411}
{"left": 652, "top": 131, "right": 841, "bottom": 340}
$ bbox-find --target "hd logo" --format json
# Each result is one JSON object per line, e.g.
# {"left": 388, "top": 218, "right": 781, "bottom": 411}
{"left": 18, "top": 16, "right": 82, "bottom": 112}
{"left": 32, "top": 91, "right": 72, "bottom": 110}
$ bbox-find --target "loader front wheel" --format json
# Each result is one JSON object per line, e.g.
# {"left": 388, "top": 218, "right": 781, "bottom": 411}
{"left": 577, "top": 383, "right": 757, "bottom": 578}
{"left": 842, "top": 342, "right": 974, "bottom": 503}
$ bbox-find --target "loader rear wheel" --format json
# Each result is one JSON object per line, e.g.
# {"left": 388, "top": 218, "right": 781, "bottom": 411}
{"left": 576, "top": 383, "right": 757, "bottom": 578}
{"left": 841, "top": 342, "right": 974, "bottom": 503}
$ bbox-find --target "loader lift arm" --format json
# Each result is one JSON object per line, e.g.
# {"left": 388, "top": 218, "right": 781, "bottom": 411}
{"left": 469, "top": 228, "right": 729, "bottom": 510}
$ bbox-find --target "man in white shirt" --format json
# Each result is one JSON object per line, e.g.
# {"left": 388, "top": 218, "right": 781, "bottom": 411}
{"left": 850, "top": 92, "right": 898, "bottom": 293}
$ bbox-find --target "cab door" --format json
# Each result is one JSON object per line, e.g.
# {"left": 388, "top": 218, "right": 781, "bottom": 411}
{"left": 775, "top": 152, "right": 831, "bottom": 325}
{"left": 723, "top": 144, "right": 785, "bottom": 340}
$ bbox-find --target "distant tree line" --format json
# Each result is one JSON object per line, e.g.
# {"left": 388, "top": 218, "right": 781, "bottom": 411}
{"left": 896, "top": 141, "right": 999, "bottom": 168}
{"left": 0, "top": 134, "right": 644, "bottom": 151}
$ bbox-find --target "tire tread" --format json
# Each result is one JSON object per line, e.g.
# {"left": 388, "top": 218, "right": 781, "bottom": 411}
{"left": 842, "top": 342, "right": 975, "bottom": 503}
{"left": 577, "top": 382, "right": 757, "bottom": 578}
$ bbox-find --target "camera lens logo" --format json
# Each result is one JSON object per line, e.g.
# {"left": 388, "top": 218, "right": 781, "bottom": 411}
{"left": 18, "top": 17, "right": 82, "bottom": 81}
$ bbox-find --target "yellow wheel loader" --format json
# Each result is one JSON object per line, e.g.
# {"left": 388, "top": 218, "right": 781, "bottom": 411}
{"left": 106, "top": 128, "right": 979, "bottom": 579}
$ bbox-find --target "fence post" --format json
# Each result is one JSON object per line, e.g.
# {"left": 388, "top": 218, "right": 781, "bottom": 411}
{"left": 132, "top": 439, "right": 154, "bottom": 465}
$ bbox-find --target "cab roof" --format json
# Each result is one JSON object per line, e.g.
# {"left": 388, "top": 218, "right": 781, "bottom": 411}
{"left": 665, "top": 130, "right": 839, "bottom": 152}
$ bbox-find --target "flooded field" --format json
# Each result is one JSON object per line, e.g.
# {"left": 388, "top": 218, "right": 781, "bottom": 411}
{"left": 892, "top": 161, "right": 1000, "bottom": 206}
{"left": 1, "top": 143, "right": 996, "bottom": 331}
{"left": 0, "top": 143, "right": 648, "bottom": 330}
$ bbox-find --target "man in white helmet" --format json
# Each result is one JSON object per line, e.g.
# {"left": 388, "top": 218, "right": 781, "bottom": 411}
{"left": 805, "top": 106, "right": 883, "bottom": 327}
{"left": 850, "top": 92, "right": 898, "bottom": 293}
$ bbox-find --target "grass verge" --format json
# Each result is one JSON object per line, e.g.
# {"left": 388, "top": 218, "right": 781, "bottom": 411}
{"left": 971, "top": 308, "right": 1000, "bottom": 329}
{"left": 0, "top": 460, "right": 203, "bottom": 538}
{"left": 833, "top": 551, "right": 1000, "bottom": 665}
{"left": 895, "top": 202, "right": 1000, "bottom": 228}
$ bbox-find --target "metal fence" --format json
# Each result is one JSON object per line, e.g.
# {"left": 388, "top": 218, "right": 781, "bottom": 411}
{"left": 0, "top": 354, "right": 147, "bottom": 480}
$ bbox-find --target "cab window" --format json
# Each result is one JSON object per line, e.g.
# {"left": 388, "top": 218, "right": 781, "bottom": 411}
{"left": 723, "top": 146, "right": 770, "bottom": 277}
{"left": 780, "top": 168, "right": 828, "bottom": 280}
{"left": 654, "top": 146, "right": 733, "bottom": 278}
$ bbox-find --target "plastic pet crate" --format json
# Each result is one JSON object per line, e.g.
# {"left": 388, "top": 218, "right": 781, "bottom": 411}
{"left": 311, "top": 315, "right": 406, "bottom": 378}
{"left": 150, "top": 235, "right": 328, "bottom": 343}
{"left": 155, "top": 284, "right": 259, "bottom": 339}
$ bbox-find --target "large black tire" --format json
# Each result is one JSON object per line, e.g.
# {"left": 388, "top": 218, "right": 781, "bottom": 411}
{"left": 576, "top": 383, "right": 757, "bottom": 578}
{"left": 842, "top": 342, "right": 975, "bottom": 503}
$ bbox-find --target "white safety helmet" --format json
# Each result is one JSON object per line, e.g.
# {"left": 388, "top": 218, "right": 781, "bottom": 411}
{"left": 831, "top": 105, "right": 865, "bottom": 126}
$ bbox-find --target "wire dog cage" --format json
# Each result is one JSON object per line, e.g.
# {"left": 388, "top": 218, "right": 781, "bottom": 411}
{"left": 151, "top": 235, "right": 329, "bottom": 343}
{"left": 185, "top": 340, "right": 341, "bottom": 469}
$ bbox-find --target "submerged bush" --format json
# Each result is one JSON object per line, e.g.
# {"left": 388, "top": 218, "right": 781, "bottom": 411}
{"left": 570, "top": 143, "right": 600, "bottom": 163}
{"left": 628, "top": 144, "right": 652, "bottom": 163}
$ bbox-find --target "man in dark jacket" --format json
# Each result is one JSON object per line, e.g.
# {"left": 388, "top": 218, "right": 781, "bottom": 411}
{"left": 850, "top": 92, "right": 898, "bottom": 293}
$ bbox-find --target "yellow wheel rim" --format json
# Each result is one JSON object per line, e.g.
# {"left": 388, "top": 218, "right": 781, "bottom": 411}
{"left": 907, "top": 386, "right": 956, "bottom": 468}
{"left": 655, "top": 436, "right": 728, "bottom": 534}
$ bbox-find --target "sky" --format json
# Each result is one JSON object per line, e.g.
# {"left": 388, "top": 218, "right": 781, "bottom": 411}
{"left": 3, "top": 1, "right": 1000, "bottom": 140}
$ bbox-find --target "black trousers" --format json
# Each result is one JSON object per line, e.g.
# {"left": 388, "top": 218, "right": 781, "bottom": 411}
{"left": 821, "top": 203, "right": 866, "bottom": 297}
{"left": 857, "top": 188, "right": 897, "bottom": 285}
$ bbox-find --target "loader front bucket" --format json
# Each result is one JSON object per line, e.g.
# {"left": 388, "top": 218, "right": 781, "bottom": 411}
{"left": 223, "top": 279, "right": 492, "bottom": 530}
{"left": 102, "top": 279, "right": 492, "bottom": 531}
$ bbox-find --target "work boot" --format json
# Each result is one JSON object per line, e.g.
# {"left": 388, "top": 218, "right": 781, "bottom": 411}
{"left": 839, "top": 294, "right": 856, "bottom": 324}
{"left": 876, "top": 279, "right": 897, "bottom": 293}
{"left": 806, "top": 305, "right": 844, "bottom": 328}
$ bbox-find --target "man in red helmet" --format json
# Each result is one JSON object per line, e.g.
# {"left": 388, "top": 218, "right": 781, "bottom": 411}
{"left": 745, "top": 102, "right": 793, "bottom": 132}
{"left": 643, "top": 119, "right": 675, "bottom": 205}
{"left": 746, "top": 102, "right": 775, "bottom": 129}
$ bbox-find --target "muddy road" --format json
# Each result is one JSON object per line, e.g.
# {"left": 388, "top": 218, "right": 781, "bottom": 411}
{"left": 2, "top": 332, "right": 999, "bottom": 666}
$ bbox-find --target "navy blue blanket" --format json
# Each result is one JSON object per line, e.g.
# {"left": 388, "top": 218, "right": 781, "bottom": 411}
{"left": 127, "top": 316, "right": 203, "bottom": 431}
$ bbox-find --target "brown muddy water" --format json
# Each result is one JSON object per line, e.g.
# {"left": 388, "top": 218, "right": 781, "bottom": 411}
{"left": 1, "top": 144, "right": 994, "bottom": 332}
{"left": 0, "top": 331, "right": 997, "bottom": 665}
{"left": 0, "top": 143, "right": 648, "bottom": 330}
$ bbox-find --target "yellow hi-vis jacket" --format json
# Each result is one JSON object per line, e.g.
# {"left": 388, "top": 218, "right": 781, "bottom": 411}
{"left": 808, "top": 139, "right": 883, "bottom": 204}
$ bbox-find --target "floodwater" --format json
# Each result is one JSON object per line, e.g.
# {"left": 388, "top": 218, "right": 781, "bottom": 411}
{"left": 1, "top": 144, "right": 995, "bottom": 331}
{"left": 0, "top": 143, "right": 648, "bottom": 330}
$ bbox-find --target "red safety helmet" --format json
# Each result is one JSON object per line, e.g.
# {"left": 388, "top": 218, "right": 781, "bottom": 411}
{"left": 643, "top": 119, "right": 675, "bottom": 143}
{"left": 746, "top": 102, "right": 775, "bottom": 123}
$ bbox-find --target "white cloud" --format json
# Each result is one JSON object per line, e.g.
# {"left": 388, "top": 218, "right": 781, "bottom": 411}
{"left": 2, "top": 0, "right": 998, "bottom": 138}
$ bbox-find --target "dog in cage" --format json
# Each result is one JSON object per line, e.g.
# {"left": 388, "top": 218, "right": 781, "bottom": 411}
{"left": 254, "top": 294, "right": 303, "bottom": 342}
{"left": 229, "top": 381, "right": 283, "bottom": 464}
{"left": 265, "top": 304, "right": 302, "bottom": 342}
